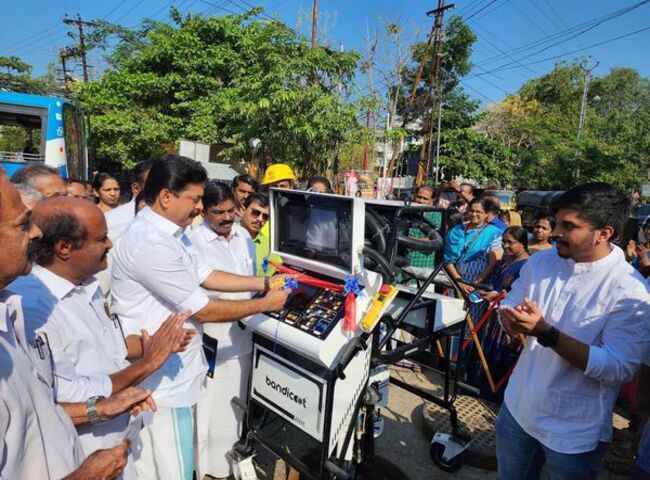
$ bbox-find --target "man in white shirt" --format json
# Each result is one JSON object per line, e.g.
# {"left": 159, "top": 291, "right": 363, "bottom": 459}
{"left": 0, "top": 173, "right": 130, "bottom": 480}
{"left": 190, "top": 182, "right": 257, "bottom": 479}
{"left": 111, "top": 155, "right": 290, "bottom": 480}
{"left": 497, "top": 183, "right": 650, "bottom": 479}
{"left": 105, "top": 159, "right": 154, "bottom": 243}
{"left": 10, "top": 196, "right": 192, "bottom": 477}
{"left": 99, "top": 160, "right": 154, "bottom": 296}
{"left": 10, "top": 164, "right": 67, "bottom": 198}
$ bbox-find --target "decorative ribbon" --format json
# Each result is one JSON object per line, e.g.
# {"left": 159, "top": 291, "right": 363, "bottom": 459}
{"left": 269, "top": 260, "right": 361, "bottom": 333}
{"left": 342, "top": 274, "right": 362, "bottom": 333}
{"left": 261, "top": 257, "right": 270, "bottom": 275}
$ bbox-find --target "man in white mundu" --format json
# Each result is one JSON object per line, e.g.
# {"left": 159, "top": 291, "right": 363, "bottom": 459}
{"left": 110, "top": 155, "right": 289, "bottom": 480}
{"left": 190, "top": 181, "right": 258, "bottom": 479}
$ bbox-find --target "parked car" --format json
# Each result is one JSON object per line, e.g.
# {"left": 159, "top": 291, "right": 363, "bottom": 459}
{"left": 516, "top": 190, "right": 565, "bottom": 229}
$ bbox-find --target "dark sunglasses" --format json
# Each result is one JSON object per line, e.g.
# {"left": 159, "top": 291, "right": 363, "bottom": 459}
{"left": 250, "top": 208, "right": 269, "bottom": 221}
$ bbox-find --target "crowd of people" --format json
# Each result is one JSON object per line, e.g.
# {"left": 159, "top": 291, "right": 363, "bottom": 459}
{"left": 1, "top": 156, "right": 650, "bottom": 480}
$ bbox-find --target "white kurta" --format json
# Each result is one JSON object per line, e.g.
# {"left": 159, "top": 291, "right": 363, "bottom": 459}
{"left": 190, "top": 221, "right": 256, "bottom": 478}
{"left": 502, "top": 246, "right": 650, "bottom": 454}
{"left": 10, "top": 266, "right": 133, "bottom": 475}
{"left": 0, "top": 291, "right": 85, "bottom": 479}
{"left": 111, "top": 206, "right": 212, "bottom": 480}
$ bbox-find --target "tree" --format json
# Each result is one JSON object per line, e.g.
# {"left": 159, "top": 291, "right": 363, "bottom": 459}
{"left": 383, "top": 16, "right": 483, "bottom": 180}
{"left": 438, "top": 128, "right": 515, "bottom": 185}
{"left": 0, "top": 56, "right": 59, "bottom": 94}
{"left": 479, "top": 62, "right": 650, "bottom": 191}
{"left": 78, "top": 8, "right": 361, "bottom": 175}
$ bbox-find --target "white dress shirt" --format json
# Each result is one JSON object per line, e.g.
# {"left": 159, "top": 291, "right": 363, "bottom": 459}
{"left": 189, "top": 221, "right": 255, "bottom": 360}
{"left": 502, "top": 246, "right": 650, "bottom": 454}
{"left": 10, "top": 265, "right": 132, "bottom": 457}
{"left": 111, "top": 207, "right": 211, "bottom": 408}
{"left": 106, "top": 199, "right": 136, "bottom": 243}
{"left": 97, "top": 199, "right": 137, "bottom": 296}
{"left": 0, "top": 291, "right": 84, "bottom": 479}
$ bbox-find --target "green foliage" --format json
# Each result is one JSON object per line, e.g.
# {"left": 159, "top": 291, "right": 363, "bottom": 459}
{"left": 397, "top": 17, "right": 478, "bottom": 132}
{"left": 79, "top": 10, "right": 361, "bottom": 173}
{"left": 438, "top": 128, "right": 515, "bottom": 185}
{"left": 485, "top": 63, "right": 650, "bottom": 191}
{"left": 0, "top": 56, "right": 59, "bottom": 94}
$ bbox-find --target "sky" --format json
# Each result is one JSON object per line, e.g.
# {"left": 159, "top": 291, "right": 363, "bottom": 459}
{"left": 3, "top": 0, "right": 650, "bottom": 107}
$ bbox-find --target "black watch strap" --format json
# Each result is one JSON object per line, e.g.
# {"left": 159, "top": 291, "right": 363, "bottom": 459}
{"left": 537, "top": 326, "right": 559, "bottom": 348}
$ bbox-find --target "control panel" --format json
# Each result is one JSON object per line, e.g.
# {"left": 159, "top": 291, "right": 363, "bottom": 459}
{"left": 266, "top": 283, "right": 348, "bottom": 339}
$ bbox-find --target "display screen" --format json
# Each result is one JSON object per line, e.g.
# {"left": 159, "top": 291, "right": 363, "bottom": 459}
{"left": 273, "top": 190, "right": 354, "bottom": 272}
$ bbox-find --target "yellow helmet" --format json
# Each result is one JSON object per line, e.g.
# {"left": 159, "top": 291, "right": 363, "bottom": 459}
{"left": 261, "top": 163, "right": 297, "bottom": 186}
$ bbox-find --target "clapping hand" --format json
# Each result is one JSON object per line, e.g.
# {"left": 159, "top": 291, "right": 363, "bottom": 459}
{"left": 142, "top": 311, "right": 195, "bottom": 369}
{"left": 97, "top": 387, "right": 153, "bottom": 420}
{"left": 500, "top": 298, "right": 547, "bottom": 337}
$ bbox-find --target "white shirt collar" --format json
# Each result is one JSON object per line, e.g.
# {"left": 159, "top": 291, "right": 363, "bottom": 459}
{"left": 561, "top": 244, "right": 622, "bottom": 274}
{"left": 30, "top": 265, "right": 98, "bottom": 301}
{"left": 140, "top": 206, "right": 185, "bottom": 238}
{"left": 199, "top": 220, "right": 243, "bottom": 243}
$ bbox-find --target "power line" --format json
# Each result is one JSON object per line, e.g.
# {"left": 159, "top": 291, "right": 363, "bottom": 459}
{"left": 469, "top": 0, "right": 509, "bottom": 22}
{"left": 472, "top": 24, "right": 650, "bottom": 77}
{"left": 113, "top": 0, "right": 149, "bottom": 24}
{"left": 463, "top": 0, "right": 501, "bottom": 21}
{"left": 471, "top": 24, "right": 539, "bottom": 75}
{"left": 509, "top": 0, "right": 550, "bottom": 37}
{"left": 460, "top": 80, "right": 497, "bottom": 103}
{"left": 102, "top": 0, "right": 134, "bottom": 20}
{"left": 474, "top": 0, "right": 650, "bottom": 68}
{"left": 457, "top": 0, "right": 488, "bottom": 16}
{"left": 200, "top": 0, "right": 242, "bottom": 16}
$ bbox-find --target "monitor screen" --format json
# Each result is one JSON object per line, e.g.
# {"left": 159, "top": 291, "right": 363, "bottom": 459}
{"left": 273, "top": 190, "right": 354, "bottom": 272}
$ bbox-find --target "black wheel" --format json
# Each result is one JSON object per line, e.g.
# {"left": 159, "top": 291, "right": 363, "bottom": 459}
{"left": 430, "top": 441, "right": 463, "bottom": 473}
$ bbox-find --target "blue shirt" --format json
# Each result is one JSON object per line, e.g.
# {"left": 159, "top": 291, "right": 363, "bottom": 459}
{"left": 490, "top": 217, "right": 508, "bottom": 232}
{"left": 443, "top": 223, "right": 503, "bottom": 265}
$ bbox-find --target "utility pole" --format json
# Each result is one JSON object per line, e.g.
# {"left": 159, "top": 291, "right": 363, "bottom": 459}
{"left": 415, "top": 1, "right": 454, "bottom": 186}
{"left": 58, "top": 48, "right": 73, "bottom": 92}
{"left": 575, "top": 60, "right": 599, "bottom": 181}
{"left": 362, "top": 26, "right": 377, "bottom": 172}
{"left": 63, "top": 14, "right": 99, "bottom": 82}
{"left": 433, "top": 97, "right": 443, "bottom": 184}
{"left": 577, "top": 60, "right": 599, "bottom": 142}
{"left": 310, "top": 0, "right": 319, "bottom": 48}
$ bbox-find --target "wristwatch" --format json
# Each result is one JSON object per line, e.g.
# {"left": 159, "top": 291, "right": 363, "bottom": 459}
{"left": 537, "top": 325, "right": 560, "bottom": 348}
{"left": 87, "top": 395, "right": 105, "bottom": 424}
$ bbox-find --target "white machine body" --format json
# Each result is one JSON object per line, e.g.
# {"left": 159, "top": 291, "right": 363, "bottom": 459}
{"left": 250, "top": 341, "right": 371, "bottom": 457}
{"left": 387, "top": 284, "right": 467, "bottom": 332}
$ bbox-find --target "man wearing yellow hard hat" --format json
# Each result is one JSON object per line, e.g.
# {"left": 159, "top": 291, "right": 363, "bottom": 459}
{"left": 254, "top": 163, "right": 297, "bottom": 274}
{"left": 261, "top": 163, "right": 296, "bottom": 189}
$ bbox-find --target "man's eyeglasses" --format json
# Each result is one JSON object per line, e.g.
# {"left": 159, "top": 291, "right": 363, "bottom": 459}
{"left": 250, "top": 208, "right": 269, "bottom": 221}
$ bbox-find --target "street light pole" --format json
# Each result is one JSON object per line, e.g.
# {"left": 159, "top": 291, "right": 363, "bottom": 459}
{"left": 575, "top": 60, "right": 599, "bottom": 181}
{"left": 577, "top": 60, "right": 599, "bottom": 142}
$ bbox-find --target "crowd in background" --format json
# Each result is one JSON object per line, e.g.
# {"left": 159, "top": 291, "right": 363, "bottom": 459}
{"left": 2, "top": 157, "right": 650, "bottom": 480}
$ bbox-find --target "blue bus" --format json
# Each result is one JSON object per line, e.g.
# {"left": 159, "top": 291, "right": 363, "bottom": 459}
{"left": 0, "top": 91, "right": 87, "bottom": 179}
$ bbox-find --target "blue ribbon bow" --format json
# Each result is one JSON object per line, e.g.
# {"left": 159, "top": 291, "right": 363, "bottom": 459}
{"left": 284, "top": 278, "right": 299, "bottom": 290}
{"left": 344, "top": 275, "right": 362, "bottom": 296}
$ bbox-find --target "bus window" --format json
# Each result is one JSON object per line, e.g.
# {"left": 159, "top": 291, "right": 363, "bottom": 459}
{"left": 63, "top": 104, "right": 83, "bottom": 179}
{"left": 0, "top": 104, "right": 45, "bottom": 163}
